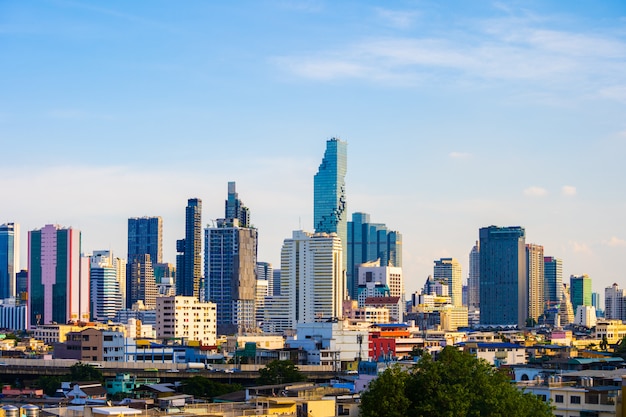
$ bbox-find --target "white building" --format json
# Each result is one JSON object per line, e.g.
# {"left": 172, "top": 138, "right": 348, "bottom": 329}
{"left": 90, "top": 251, "right": 123, "bottom": 322}
{"left": 280, "top": 231, "right": 345, "bottom": 327}
{"left": 261, "top": 295, "right": 292, "bottom": 334}
{"left": 605, "top": 283, "right": 626, "bottom": 321}
{"left": 575, "top": 305, "right": 597, "bottom": 328}
{"left": 156, "top": 296, "right": 217, "bottom": 346}
{"left": 357, "top": 261, "right": 405, "bottom": 318}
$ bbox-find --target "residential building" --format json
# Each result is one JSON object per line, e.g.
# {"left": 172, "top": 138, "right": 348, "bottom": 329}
{"left": 347, "top": 212, "right": 402, "bottom": 301}
{"left": 176, "top": 198, "right": 202, "bottom": 298}
{"left": 594, "top": 320, "right": 626, "bottom": 345}
{"left": 156, "top": 296, "right": 217, "bottom": 346}
{"left": 225, "top": 181, "right": 250, "bottom": 227}
{"left": 0, "top": 223, "right": 19, "bottom": 300}
{"left": 479, "top": 225, "right": 527, "bottom": 328}
{"left": 357, "top": 260, "right": 404, "bottom": 313}
{"left": 90, "top": 251, "right": 123, "bottom": 322}
{"left": 559, "top": 284, "right": 575, "bottom": 326}
{"left": 54, "top": 327, "right": 125, "bottom": 362}
{"left": 544, "top": 256, "right": 563, "bottom": 310}
{"left": 127, "top": 254, "right": 157, "bottom": 309}
{"left": 434, "top": 258, "right": 462, "bottom": 307}
{"left": 0, "top": 298, "right": 27, "bottom": 331}
{"left": 467, "top": 241, "right": 480, "bottom": 309}
{"left": 28, "top": 224, "right": 90, "bottom": 328}
{"left": 575, "top": 305, "right": 597, "bottom": 328}
{"left": 314, "top": 138, "right": 348, "bottom": 272}
{"left": 605, "top": 284, "right": 626, "bottom": 321}
{"left": 526, "top": 244, "right": 544, "bottom": 322}
{"left": 280, "top": 230, "right": 345, "bottom": 328}
{"left": 570, "top": 274, "right": 592, "bottom": 314}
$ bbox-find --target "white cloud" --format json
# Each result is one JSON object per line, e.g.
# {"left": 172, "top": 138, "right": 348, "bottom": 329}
{"left": 561, "top": 185, "right": 577, "bottom": 196}
{"left": 524, "top": 186, "right": 548, "bottom": 197}
{"left": 568, "top": 240, "right": 592, "bottom": 254}
{"left": 605, "top": 236, "right": 626, "bottom": 247}
{"left": 375, "top": 8, "right": 419, "bottom": 29}
{"left": 449, "top": 151, "right": 471, "bottom": 159}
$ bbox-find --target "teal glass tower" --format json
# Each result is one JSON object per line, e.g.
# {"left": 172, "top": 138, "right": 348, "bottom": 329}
{"left": 570, "top": 274, "right": 592, "bottom": 314}
{"left": 0, "top": 223, "right": 19, "bottom": 300}
{"left": 479, "top": 225, "right": 527, "bottom": 328}
{"left": 314, "top": 138, "right": 348, "bottom": 269}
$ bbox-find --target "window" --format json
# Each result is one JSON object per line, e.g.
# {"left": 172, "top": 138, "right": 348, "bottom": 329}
{"left": 571, "top": 396, "right": 581, "bottom": 404}
{"left": 555, "top": 395, "right": 564, "bottom": 403}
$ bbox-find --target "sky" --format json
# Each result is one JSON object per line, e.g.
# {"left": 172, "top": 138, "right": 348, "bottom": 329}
{"left": 1, "top": 0, "right": 626, "bottom": 298}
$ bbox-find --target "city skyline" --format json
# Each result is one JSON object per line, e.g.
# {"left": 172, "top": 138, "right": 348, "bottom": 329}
{"left": 1, "top": 1, "right": 625, "bottom": 296}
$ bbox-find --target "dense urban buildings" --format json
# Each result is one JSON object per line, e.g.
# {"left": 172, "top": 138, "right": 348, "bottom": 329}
{"left": 314, "top": 138, "right": 348, "bottom": 271}
{"left": 347, "top": 212, "right": 402, "bottom": 301}
{"left": 478, "top": 225, "right": 527, "bottom": 328}
{"left": 176, "top": 198, "right": 202, "bottom": 298}
{"left": 28, "top": 224, "right": 90, "bottom": 328}
{"left": 0, "top": 222, "right": 19, "bottom": 300}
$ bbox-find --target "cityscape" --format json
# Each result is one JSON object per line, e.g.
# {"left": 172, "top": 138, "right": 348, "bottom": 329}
{"left": 1, "top": 1, "right": 626, "bottom": 416}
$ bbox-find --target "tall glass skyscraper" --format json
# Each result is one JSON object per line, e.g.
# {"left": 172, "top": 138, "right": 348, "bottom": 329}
{"left": 544, "top": 256, "right": 563, "bottom": 308}
{"left": 479, "top": 225, "right": 527, "bottom": 328}
{"left": 570, "top": 274, "right": 592, "bottom": 314}
{"left": 0, "top": 223, "right": 19, "bottom": 300}
{"left": 467, "top": 241, "right": 480, "bottom": 309}
{"left": 346, "top": 212, "right": 402, "bottom": 300}
{"left": 314, "top": 138, "right": 348, "bottom": 269}
{"left": 90, "top": 250, "right": 123, "bottom": 322}
{"left": 127, "top": 217, "right": 162, "bottom": 264}
{"left": 176, "top": 198, "right": 202, "bottom": 298}
{"left": 225, "top": 181, "right": 250, "bottom": 228}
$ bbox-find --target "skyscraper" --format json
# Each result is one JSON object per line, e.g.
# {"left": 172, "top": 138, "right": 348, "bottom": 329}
{"left": 570, "top": 274, "right": 592, "bottom": 314}
{"left": 433, "top": 258, "right": 462, "bottom": 307}
{"left": 90, "top": 250, "right": 123, "bottom": 322}
{"left": 314, "top": 138, "right": 348, "bottom": 269}
{"left": 176, "top": 198, "right": 202, "bottom": 298}
{"left": 479, "top": 225, "right": 527, "bottom": 328}
{"left": 127, "top": 253, "right": 157, "bottom": 309}
{"left": 281, "top": 231, "right": 345, "bottom": 327}
{"left": 205, "top": 184, "right": 257, "bottom": 334}
{"left": 0, "top": 223, "right": 19, "bottom": 300}
{"left": 225, "top": 181, "right": 250, "bottom": 228}
{"left": 467, "top": 241, "right": 480, "bottom": 309}
{"left": 28, "top": 224, "right": 90, "bottom": 327}
{"left": 604, "top": 284, "right": 625, "bottom": 321}
{"left": 526, "top": 243, "right": 545, "bottom": 322}
{"left": 346, "top": 212, "right": 402, "bottom": 300}
{"left": 127, "top": 217, "right": 162, "bottom": 264}
{"left": 544, "top": 256, "right": 563, "bottom": 309}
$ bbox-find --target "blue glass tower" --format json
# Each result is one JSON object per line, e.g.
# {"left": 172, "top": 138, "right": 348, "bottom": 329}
{"left": 314, "top": 138, "right": 348, "bottom": 269}
{"left": 0, "top": 223, "right": 19, "bottom": 300}
{"left": 479, "top": 225, "right": 527, "bottom": 327}
{"left": 176, "top": 198, "right": 202, "bottom": 299}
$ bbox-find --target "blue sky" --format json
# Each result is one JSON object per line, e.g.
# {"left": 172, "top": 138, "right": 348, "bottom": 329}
{"left": 1, "top": 0, "right": 625, "bottom": 297}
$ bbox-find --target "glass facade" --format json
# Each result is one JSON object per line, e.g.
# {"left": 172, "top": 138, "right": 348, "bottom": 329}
{"left": 479, "top": 225, "right": 527, "bottom": 327}
{"left": 127, "top": 217, "right": 162, "bottom": 264}
{"left": 570, "top": 274, "right": 592, "bottom": 314}
{"left": 176, "top": 198, "right": 202, "bottom": 298}
{"left": 314, "top": 138, "right": 348, "bottom": 269}
{"left": 0, "top": 223, "right": 18, "bottom": 300}
{"left": 544, "top": 256, "right": 563, "bottom": 308}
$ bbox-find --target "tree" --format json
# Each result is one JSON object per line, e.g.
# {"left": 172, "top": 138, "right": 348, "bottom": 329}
{"left": 180, "top": 376, "right": 242, "bottom": 399}
{"left": 359, "top": 347, "right": 553, "bottom": 417}
{"left": 36, "top": 375, "right": 66, "bottom": 396}
{"left": 257, "top": 360, "right": 306, "bottom": 385}
{"left": 600, "top": 335, "right": 608, "bottom": 351}
{"left": 70, "top": 362, "right": 103, "bottom": 382}
{"left": 359, "top": 365, "right": 410, "bottom": 417}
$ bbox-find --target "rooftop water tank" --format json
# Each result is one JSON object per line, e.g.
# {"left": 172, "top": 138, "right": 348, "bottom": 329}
{"left": 1, "top": 405, "right": 19, "bottom": 417}
{"left": 20, "top": 404, "right": 39, "bottom": 417}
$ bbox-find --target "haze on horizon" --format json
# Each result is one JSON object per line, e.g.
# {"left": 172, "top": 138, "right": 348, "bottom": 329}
{"left": 1, "top": 0, "right": 625, "bottom": 297}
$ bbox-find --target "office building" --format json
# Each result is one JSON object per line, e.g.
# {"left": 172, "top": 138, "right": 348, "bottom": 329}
{"left": 0, "top": 223, "right": 19, "bottom": 300}
{"left": 257, "top": 261, "right": 273, "bottom": 295}
{"left": 0, "top": 298, "right": 27, "bottom": 331}
{"left": 225, "top": 181, "right": 250, "bottom": 228}
{"left": 205, "top": 184, "right": 257, "bottom": 334}
{"left": 127, "top": 217, "right": 162, "bottom": 264}
{"left": 526, "top": 243, "right": 544, "bottom": 322}
{"left": 544, "top": 256, "right": 563, "bottom": 310}
{"left": 314, "top": 138, "right": 347, "bottom": 271}
{"left": 479, "top": 225, "right": 527, "bottom": 328}
{"left": 570, "top": 274, "right": 592, "bottom": 314}
{"left": 347, "top": 212, "right": 402, "bottom": 300}
{"left": 28, "top": 224, "right": 90, "bottom": 328}
{"left": 90, "top": 251, "right": 123, "bottom": 322}
{"left": 559, "top": 284, "right": 575, "bottom": 326}
{"left": 433, "top": 258, "right": 462, "bottom": 307}
{"left": 127, "top": 254, "right": 157, "bottom": 309}
{"left": 156, "top": 296, "right": 217, "bottom": 346}
{"left": 280, "top": 231, "right": 345, "bottom": 328}
{"left": 16, "top": 269, "right": 28, "bottom": 303}
{"left": 467, "top": 241, "right": 480, "bottom": 309}
{"left": 176, "top": 198, "right": 202, "bottom": 298}
{"left": 605, "top": 284, "right": 625, "bottom": 321}
{"left": 357, "top": 260, "right": 404, "bottom": 320}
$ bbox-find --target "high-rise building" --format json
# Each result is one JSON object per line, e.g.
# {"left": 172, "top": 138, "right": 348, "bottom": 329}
{"left": 314, "top": 138, "right": 347, "bottom": 270}
{"left": 127, "top": 217, "right": 162, "bottom": 264}
{"left": 559, "top": 284, "right": 575, "bottom": 325}
{"left": 205, "top": 184, "right": 257, "bottom": 334}
{"left": 28, "top": 224, "right": 90, "bottom": 328}
{"left": 356, "top": 260, "right": 404, "bottom": 321}
{"left": 127, "top": 254, "right": 157, "bottom": 309}
{"left": 90, "top": 251, "right": 123, "bottom": 322}
{"left": 544, "top": 256, "right": 563, "bottom": 309}
{"left": 225, "top": 181, "right": 250, "bottom": 228}
{"left": 570, "top": 274, "right": 592, "bottom": 314}
{"left": 156, "top": 296, "right": 217, "bottom": 346}
{"left": 257, "top": 261, "right": 273, "bottom": 298}
{"left": 479, "top": 225, "right": 527, "bottom": 328}
{"left": 467, "top": 241, "right": 480, "bottom": 309}
{"left": 280, "top": 231, "right": 345, "bottom": 328}
{"left": 0, "top": 223, "right": 20, "bottom": 300}
{"left": 347, "top": 212, "right": 402, "bottom": 300}
{"left": 176, "top": 198, "right": 202, "bottom": 298}
{"left": 526, "top": 244, "right": 545, "bottom": 322}
{"left": 604, "top": 284, "right": 625, "bottom": 321}
{"left": 433, "top": 258, "right": 462, "bottom": 307}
